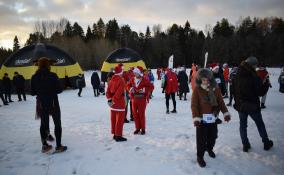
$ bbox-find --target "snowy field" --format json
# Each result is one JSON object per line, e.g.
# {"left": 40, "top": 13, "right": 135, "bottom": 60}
{"left": 0, "top": 68, "right": 283, "bottom": 175}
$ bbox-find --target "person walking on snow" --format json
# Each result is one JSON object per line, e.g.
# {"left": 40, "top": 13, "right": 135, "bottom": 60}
{"left": 163, "top": 68, "right": 178, "bottom": 114}
{"left": 227, "top": 66, "right": 238, "bottom": 106}
{"left": 279, "top": 67, "right": 284, "bottom": 93}
{"left": 13, "top": 72, "right": 26, "bottom": 101}
{"left": 106, "top": 65, "right": 127, "bottom": 142}
{"left": 127, "top": 66, "right": 154, "bottom": 135}
{"left": 31, "top": 57, "right": 67, "bottom": 153}
{"left": 2, "top": 73, "right": 13, "bottom": 103}
{"left": 233, "top": 56, "right": 273, "bottom": 152}
{"left": 223, "top": 63, "right": 229, "bottom": 98}
{"left": 190, "top": 64, "right": 197, "bottom": 91}
{"left": 256, "top": 66, "right": 272, "bottom": 109}
{"left": 91, "top": 71, "right": 101, "bottom": 97}
{"left": 76, "top": 74, "right": 84, "bottom": 97}
{"left": 191, "top": 68, "right": 231, "bottom": 168}
{"left": 178, "top": 67, "right": 190, "bottom": 100}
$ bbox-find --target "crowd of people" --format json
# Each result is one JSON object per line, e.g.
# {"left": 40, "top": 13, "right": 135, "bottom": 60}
{"left": 1, "top": 56, "right": 283, "bottom": 167}
{"left": 0, "top": 71, "right": 27, "bottom": 107}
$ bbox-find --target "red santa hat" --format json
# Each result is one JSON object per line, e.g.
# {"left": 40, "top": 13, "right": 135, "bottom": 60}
{"left": 210, "top": 63, "right": 219, "bottom": 72}
{"left": 118, "top": 63, "right": 124, "bottom": 70}
{"left": 114, "top": 65, "right": 123, "bottom": 75}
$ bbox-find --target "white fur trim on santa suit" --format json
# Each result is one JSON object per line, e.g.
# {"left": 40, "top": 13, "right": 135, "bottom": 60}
{"left": 223, "top": 112, "right": 230, "bottom": 117}
{"left": 115, "top": 71, "right": 123, "bottom": 76}
{"left": 193, "top": 117, "right": 201, "bottom": 123}
{"left": 110, "top": 107, "right": 125, "bottom": 112}
{"left": 212, "top": 66, "right": 219, "bottom": 72}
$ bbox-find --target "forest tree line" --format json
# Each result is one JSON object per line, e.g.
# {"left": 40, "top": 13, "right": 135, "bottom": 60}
{"left": 1, "top": 16, "right": 284, "bottom": 70}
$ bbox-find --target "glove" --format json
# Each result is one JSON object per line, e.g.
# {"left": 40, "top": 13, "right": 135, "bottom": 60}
{"left": 224, "top": 115, "right": 231, "bottom": 122}
{"left": 107, "top": 99, "right": 113, "bottom": 107}
{"left": 215, "top": 118, "right": 222, "bottom": 124}
{"left": 194, "top": 120, "right": 201, "bottom": 127}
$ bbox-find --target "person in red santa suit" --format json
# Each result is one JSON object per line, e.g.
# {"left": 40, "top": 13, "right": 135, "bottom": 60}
{"left": 157, "top": 68, "right": 161, "bottom": 80}
{"left": 163, "top": 68, "right": 178, "bottom": 114}
{"left": 106, "top": 65, "right": 127, "bottom": 142}
{"left": 127, "top": 66, "right": 154, "bottom": 135}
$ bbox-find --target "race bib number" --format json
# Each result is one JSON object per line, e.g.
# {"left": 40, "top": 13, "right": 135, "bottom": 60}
{"left": 202, "top": 114, "right": 216, "bottom": 124}
{"left": 215, "top": 78, "right": 221, "bottom": 84}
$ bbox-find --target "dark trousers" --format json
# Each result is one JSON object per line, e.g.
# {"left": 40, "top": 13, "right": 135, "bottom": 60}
{"left": 4, "top": 90, "right": 12, "bottom": 102}
{"left": 40, "top": 106, "right": 62, "bottom": 147}
{"left": 93, "top": 88, "right": 100, "bottom": 96}
{"left": 125, "top": 98, "right": 134, "bottom": 120}
{"left": 228, "top": 85, "right": 234, "bottom": 104}
{"left": 179, "top": 91, "right": 187, "bottom": 100}
{"left": 78, "top": 88, "right": 82, "bottom": 96}
{"left": 166, "top": 93, "right": 176, "bottom": 110}
{"left": 238, "top": 111, "right": 269, "bottom": 145}
{"left": 0, "top": 93, "right": 7, "bottom": 104}
{"left": 196, "top": 123, "right": 218, "bottom": 158}
{"left": 16, "top": 88, "right": 26, "bottom": 101}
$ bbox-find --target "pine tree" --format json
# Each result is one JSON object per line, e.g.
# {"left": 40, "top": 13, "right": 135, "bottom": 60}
{"left": 97, "top": 18, "right": 105, "bottom": 39}
{"left": 63, "top": 21, "right": 73, "bottom": 37}
{"left": 72, "top": 22, "right": 85, "bottom": 38}
{"left": 13, "top": 36, "right": 20, "bottom": 52}
{"left": 85, "top": 25, "right": 93, "bottom": 42}
{"left": 105, "top": 19, "right": 120, "bottom": 41}
{"left": 145, "top": 26, "right": 151, "bottom": 40}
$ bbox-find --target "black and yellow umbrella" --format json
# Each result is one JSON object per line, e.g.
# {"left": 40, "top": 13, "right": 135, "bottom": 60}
{"left": 101, "top": 48, "right": 146, "bottom": 82}
{"left": 0, "top": 43, "right": 84, "bottom": 91}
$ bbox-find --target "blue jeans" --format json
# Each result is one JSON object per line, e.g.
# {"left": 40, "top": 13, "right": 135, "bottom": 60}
{"left": 238, "top": 111, "right": 269, "bottom": 145}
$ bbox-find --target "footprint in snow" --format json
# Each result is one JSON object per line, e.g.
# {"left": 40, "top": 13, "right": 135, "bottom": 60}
{"left": 135, "top": 147, "right": 141, "bottom": 151}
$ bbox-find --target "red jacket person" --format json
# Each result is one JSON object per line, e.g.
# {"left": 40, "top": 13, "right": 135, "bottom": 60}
{"left": 106, "top": 65, "right": 127, "bottom": 142}
{"left": 127, "top": 66, "right": 154, "bottom": 135}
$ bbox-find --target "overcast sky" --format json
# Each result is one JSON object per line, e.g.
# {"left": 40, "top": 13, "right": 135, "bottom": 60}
{"left": 0, "top": 0, "right": 284, "bottom": 49}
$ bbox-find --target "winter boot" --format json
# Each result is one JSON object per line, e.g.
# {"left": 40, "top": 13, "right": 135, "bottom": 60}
{"left": 46, "top": 134, "right": 55, "bottom": 142}
{"left": 197, "top": 157, "right": 206, "bottom": 168}
{"left": 166, "top": 109, "right": 170, "bottom": 114}
{"left": 207, "top": 150, "right": 216, "bottom": 158}
{"left": 243, "top": 143, "right": 251, "bottom": 152}
{"left": 55, "top": 145, "right": 68, "bottom": 153}
{"left": 41, "top": 144, "right": 52, "bottom": 153}
{"left": 261, "top": 103, "right": 266, "bottom": 109}
{"left": 134, "top": 130, "right": 140, "bottom": 135}
{"left": 171, "top": 109, "right": 177, "bottom": 113}
{"left": 124, "top": 119, "right": 130, "bottom": 123}
{"left": 141, "top": 130, "right": 146, "bottom": 135}
{"left": 115, "top": 136, "right": 127, "bottom": 142}
{"left": 226, "top": 102, "right": 232, "bottom": 106}
{"left": 264, "top": 140, "right": 273, "bottom": 151}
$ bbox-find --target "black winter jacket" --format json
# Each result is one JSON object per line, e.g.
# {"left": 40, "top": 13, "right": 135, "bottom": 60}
{"left": 233, "top": 61, "right": 268, "bottom": 112}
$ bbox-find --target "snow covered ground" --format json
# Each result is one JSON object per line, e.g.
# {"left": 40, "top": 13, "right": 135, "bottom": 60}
{"left": 0, "top": 68, "right": 283, "bottom": 175}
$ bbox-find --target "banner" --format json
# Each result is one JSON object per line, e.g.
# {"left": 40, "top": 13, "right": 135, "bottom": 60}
{"left": 168, "top": 55, "right": 174, "bottom": 69}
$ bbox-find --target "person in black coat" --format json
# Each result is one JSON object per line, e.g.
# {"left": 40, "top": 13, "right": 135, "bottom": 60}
{"left": 2, "top": 73, "right": 13, "bottom": 102}
{"left": 233, "top": 57, "right": 273, "bottom": 152}
{"left": 76, "top": 74, "right": 84, "bottom": 97}
{"left": 0, "top": 81, "right": 8, "bottom": 106}
{"left": 91, "top": 71, "right": 101, "bottom": 97}
{"left": 211, "top": 66, "right": 226, "bottom": 97}
{"left": 31, "top": 57, "right": 67, "bottom": 153}
{"left": 13, "top": 72, "right": 26, "bottom": 101}
{"left": 177, "top": 67, "right": 190, "bottom": 100}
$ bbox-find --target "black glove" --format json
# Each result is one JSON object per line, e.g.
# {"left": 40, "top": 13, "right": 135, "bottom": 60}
{"left": 215, "top": 118, "right": 223, "bottom": 124}
{"left": 194, "top": 121, "right": 201, "bottom": 127}
{"left": 107, "top": 99, "right": 113, "bottom": 107}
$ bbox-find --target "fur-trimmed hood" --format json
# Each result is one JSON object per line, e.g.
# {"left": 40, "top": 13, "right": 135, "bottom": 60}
{"left": 195, "top": 68, "right": 217, "bottom": 88}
